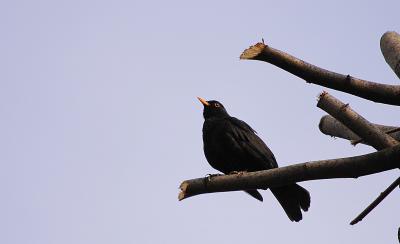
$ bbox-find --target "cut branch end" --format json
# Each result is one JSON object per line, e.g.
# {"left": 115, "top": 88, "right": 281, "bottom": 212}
{"left": 317, "top": 91, "right": 328, "bottom": 102}
{"left": 240, "top": 41, "right": 400, "bottom": 105}
{"left": 178, "top": 181, "right": 189, "bottom": 201}
{"left": 240, "top": 42, "right": 267, "bottom": 60}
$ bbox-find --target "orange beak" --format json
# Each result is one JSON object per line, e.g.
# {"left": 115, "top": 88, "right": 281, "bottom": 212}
{"left": 197, "top": 97, "right": 210, "bottom": 106}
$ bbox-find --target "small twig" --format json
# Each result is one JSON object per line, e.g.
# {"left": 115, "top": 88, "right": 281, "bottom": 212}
{"left": 351, "top": 127, "right": 400, "bottom": 146}
{"left": 350, "top": 176, "right": 400, "bottom": 225}
{"left": 240, "top": 42, "right": 400, "bottom": 105}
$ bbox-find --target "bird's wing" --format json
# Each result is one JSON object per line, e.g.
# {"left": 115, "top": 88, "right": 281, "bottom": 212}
{"left": 224, "top": 117, "right": 278, "bottom": 170}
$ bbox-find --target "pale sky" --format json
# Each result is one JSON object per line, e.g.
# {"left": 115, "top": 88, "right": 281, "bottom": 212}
{"left": 1, "top": 0, "right": 399, "bottom": 243}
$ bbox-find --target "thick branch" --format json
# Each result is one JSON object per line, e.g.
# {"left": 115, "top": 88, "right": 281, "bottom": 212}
{"left": 178, "top": 145, "right": 400, "bottom": 201}
{"left": 380, "top": 31, "right": 400, "bottom": 79}
{"left": 317, "top": 92, "right": 399, "bottom": 150}
{"left": 317, "top": 92, "right": 400, "bottom": 224}
{"left": 240, "top": 43, "right": 400, "bottom": 105}
{"left": 319, "top": 115, "right": 400, "bottom": 146}
{"left": 351, "top": 127, "right": 400, "bottom": 146}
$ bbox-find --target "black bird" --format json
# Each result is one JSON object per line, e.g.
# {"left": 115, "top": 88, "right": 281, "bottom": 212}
{"left": 198, "top": 97, "right": 310, "bottom": 222}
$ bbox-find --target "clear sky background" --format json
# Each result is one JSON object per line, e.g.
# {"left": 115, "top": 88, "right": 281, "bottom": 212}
{"left": 1, "top": 0, "right": 399, "bottom": 243}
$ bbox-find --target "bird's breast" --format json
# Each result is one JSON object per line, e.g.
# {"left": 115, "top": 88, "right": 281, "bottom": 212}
{"left": 202, "top": 119, "right": 233, "bottom": 172}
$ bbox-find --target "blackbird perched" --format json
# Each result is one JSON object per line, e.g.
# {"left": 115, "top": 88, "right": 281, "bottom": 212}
{"left": 198, "top": 97, "right": 310, "bottom": 222}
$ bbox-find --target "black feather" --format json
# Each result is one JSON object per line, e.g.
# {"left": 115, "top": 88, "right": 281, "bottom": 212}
{"left": 200, "top": 99, "right": 311, "bottom": 221}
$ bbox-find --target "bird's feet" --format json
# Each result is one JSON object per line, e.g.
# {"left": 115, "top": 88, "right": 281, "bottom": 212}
{"left": 228, "top": 170, "right": 247, "bottom": 176}
{"left": 204, "top": 173, "right": 223, "bottom": 182}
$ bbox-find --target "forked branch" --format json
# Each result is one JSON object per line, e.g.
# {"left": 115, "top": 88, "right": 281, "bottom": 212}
{"left": 317, "top": 91, "right": 399, "bottom": 224}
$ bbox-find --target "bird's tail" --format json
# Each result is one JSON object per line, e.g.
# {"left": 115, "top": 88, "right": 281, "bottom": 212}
{"left": 270, "top": 184, "right": 310, "bottom": 222}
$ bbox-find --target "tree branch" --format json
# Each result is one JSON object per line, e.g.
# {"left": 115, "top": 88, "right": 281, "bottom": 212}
{"left": 319, "top": 115, "right": 400, "bottom": 146}
{"left": 178, "top": 145, "right": 400, "bottom": 201}
{"left": 317, "top": 92, "right": 400, "bottom": 224}
{"left": 351, "top": 127, "right": 400, "bottom": 146}
{"left": 350, "top": 176, "right": 400, "bottom": 225}
{"left": 380, "top": 31, "right": 400, "bottom": 79}
{"left": 317, "top": 91, "right": 399, "bottom": 150}
{"left": 240, "top": 43, "right": 400, "bottom": 105}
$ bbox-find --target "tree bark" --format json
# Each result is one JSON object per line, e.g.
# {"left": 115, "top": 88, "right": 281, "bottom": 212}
{"left": 179, "top": 145, "right": 400, "bottom": 201}
{"left": 380, "top": 31, "right": 400, "bottom": 79}
{"left": 240, "top": 43, "right": 400, "bottom": 105}
{"left": 319, "top": 115, "right": 400, "bottom": 145}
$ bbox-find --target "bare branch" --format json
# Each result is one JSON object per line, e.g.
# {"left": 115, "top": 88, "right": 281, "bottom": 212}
{"left": 380, "top": 31, "right": 400, "bottom": 79}
{"left": 319, "top": 115, "right": 400, "bottom": 146}
{"left": 350, "top": 176, "right": 400, "bottom": 225}
{"left": 351, "top": 127, "right": 400, "bottom": 146}
{"left": 317, "top": 92, "right": 399, "bottom": 150}
{"left": 178, "top": 145, "right": 400, "bottom": 201}
{"left": 317, "top": 93, "right": 400, "bottom": 224}
{"left": 240, "top": 43, "right": 400, "bottom": 105}
{"left": 237, "top": 36, "right": 400, "bottom": 229}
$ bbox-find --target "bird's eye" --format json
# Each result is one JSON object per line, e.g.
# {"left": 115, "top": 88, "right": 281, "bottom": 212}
{"left": 214, "top": 103, "right": 220, "bottom": 107}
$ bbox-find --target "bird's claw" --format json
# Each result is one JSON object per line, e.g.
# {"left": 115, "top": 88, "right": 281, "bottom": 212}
{"left": 205, "top": 173, "right": 223, "bottom": 182}
{"left": 228, "top": 170, "right": 247, "bottom": 175}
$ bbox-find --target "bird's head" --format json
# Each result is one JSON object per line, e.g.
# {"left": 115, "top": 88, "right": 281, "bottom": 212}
{"left": 197, "top": 97, "right": 229, "bottom": 119}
